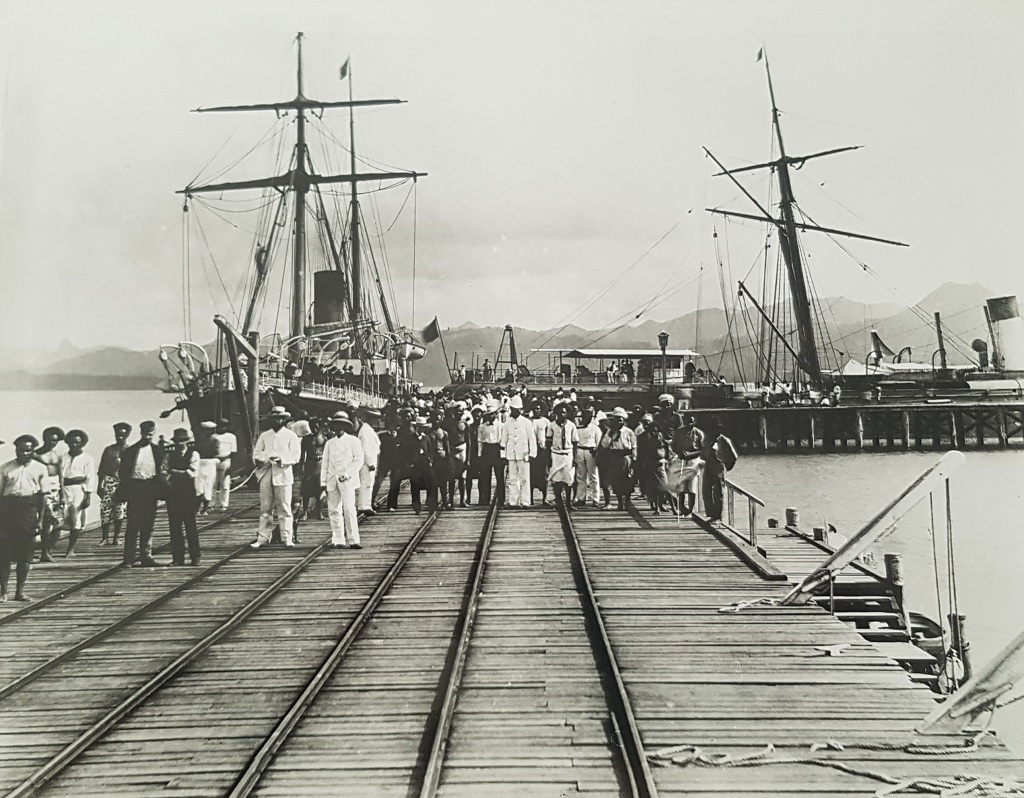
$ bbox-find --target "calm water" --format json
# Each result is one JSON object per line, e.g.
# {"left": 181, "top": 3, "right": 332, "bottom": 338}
{"left": 1, "top": 391, "right": 1022, "bottom": 749}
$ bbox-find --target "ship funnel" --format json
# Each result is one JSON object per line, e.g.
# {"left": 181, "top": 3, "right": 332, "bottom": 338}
{"left": 986, "top": 296, "right": 1024, "bottom": 371}
{"left": 313, "top": 271, "right": 347, "bottom": 325}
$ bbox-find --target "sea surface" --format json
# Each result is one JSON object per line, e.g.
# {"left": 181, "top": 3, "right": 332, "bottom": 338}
{"left": 1, "top": 390, "right": 1022, "bottom": 750}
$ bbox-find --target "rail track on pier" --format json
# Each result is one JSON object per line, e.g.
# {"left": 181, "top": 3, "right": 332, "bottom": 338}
{"left": 0, "top": 502, "right": 654, "bottom": 798}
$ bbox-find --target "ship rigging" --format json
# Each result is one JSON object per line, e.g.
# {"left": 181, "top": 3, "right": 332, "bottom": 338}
{"left": 160, "top": 32, "right": 428, "bottom": 459}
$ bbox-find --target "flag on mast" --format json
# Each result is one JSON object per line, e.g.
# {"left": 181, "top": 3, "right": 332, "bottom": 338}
{"left": 339, "top": 57, "right": 350, "bottom": 80}
{"left": 756, "top": 47, "right": 764, "bottom": 62}
{"left": 420, "top": 317, "right": 441, "bottom": 343}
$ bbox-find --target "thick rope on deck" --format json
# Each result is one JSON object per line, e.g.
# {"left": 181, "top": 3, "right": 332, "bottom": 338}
{"left": 648, "top": 736, "right": 1024, "bottom": 797}
{"left": 717, "top": 597, "right": 782, "bottom": 613}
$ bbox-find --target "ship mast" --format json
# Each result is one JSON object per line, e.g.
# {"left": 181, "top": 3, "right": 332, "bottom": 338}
{"left": 764, "top": 58, "right": 821, "bottom": 387}
{"left": 705, "top": 49, "right": 907, "bottom": 389}
{"left": 179, "top": 32, "right": 425, "bottom": 341}
{"left": 293, "top": 33, "right": 309, "bottom": 339}
{"left": 347, "top": 62, "right": 361, "bottom": 321}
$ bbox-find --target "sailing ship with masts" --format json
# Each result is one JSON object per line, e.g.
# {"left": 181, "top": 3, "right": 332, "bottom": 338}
{"left": 159, "top": 33, "right": 427, "bottom": 461}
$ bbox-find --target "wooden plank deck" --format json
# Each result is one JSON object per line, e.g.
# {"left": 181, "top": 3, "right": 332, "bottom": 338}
{"left": 570, "top": 509, "right": 1024, "bottom": 795}
{"left": 1, "top": 496, "right": 1021, "bottom": 797}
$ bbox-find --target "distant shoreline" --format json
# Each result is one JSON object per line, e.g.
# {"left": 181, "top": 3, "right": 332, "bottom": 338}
{"left": 0, "top": 373, "right": 161, "bottom": 391}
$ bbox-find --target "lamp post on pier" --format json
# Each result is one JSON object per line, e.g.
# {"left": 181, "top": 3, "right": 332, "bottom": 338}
{"left": 658, "top": 330, "right": 669, "bottom": 392}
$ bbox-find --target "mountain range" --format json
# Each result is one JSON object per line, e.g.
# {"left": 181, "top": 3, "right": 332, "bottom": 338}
{"left": 0, "top": 282, "right": 996, "bottom": 390}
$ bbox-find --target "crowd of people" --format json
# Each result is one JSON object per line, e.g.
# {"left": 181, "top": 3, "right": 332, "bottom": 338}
{"left": 0, "top": 387, "right": 739, "bottom": 603}
{"left": 0, "top": 420, "right": 237, "bottom": 603}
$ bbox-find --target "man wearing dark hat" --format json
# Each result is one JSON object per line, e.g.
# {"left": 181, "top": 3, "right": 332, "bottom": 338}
{"left": 671, "top": 414, "right": 706, "bottom": 516}
{"left": 162, "top": 428, "right": 202, "bottom": 565}
{"left": 97, "top": 422, "right": 131, "bottom": 546}
{"left": 118, "top": 420, "right": 165, "bottom": 567}
{"left": 211, "top": 419, "right": 237, "bottom": 511}
{"left": 699, "top": 416, "right": 738, "bottom": 523}
{"left": 59, "top": 429, "right": 96, "bottom": 557}
{"left": 321, "top": 412, "right": 364, "bottom": 548}
{"left": 251, "top": 406, "right": 301, "bottom": 548}
{"left": 0, "top": 434, "right": 48, "bottom": 601}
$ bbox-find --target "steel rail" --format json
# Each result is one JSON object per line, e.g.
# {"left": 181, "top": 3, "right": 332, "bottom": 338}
{"left": 3, "top": 539, "right": 333, "bottom": 798}
{"left": 417, "top": 497, "right": 500, "bottom": 798}
{"left": 0, "top": 502, "right": 257, "bottom": 627}
{"left": 556, "top": 500, "right": 660, "bottom": 798}
{"left": 225, "top": 508, "right": 441, "bottom": 798}
{"left": 0, "top": 541, "right": 254, "bottom": 701}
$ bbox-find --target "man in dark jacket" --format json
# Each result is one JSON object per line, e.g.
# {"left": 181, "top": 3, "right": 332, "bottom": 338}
{"left": 118, "top": 420, "right": 165, "bottom": 567}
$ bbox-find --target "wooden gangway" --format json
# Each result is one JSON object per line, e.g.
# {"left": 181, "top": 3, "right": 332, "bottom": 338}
{"left": 0, "top": 488, "right": 1021, "bottom": 797}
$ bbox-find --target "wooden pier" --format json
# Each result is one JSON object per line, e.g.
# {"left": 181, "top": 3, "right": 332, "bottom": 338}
{"left": 701, "top": 402, "right": 1024, "bottom": 453}
{"left": 1, "top": 489, "right": 1022, "bottom": 797}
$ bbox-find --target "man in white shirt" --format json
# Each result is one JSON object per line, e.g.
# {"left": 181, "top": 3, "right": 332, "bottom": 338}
{"left": 574, "top": 407, "right": 602, "bottom": 507}
{"left": 349, "top": 404, "right": 381, "bottom": 517}
{"left": 321, "top": 411, "right": 364, "bottom": 549}
{"left": 211, "top": 419, "right": 238, "bottom": 510}
{"left": 476, "top": 402, "right": 504, "bottom": 506}
{"left": 0, "top": 434, "right": 48, "bottom": 601}
{"left": 60, "top": 429, "right": 97, "bottom": 557}
{"left": 546, "top": 404, "right": 578, "bottom": 509}
{"left": 118, "top": 420, "right": 165, "bottom": 568}
{"left": 251, "top": 406, "right": 301, "bottom": 548}
{"left": 499, "top": 395, "right": 537, "bottom": 508}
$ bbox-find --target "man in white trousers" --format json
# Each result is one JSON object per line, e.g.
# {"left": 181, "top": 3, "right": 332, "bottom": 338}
{"left": 499, "top": 395, "right": 536, "bottom": 507}
{"left": 251, "top": 406, "right": 301, "bottom": 548}
{"left": 211, "top": 418, "right": 237, "bottom": 510}
{"left": 349, "top": 404, "right": 380, "bottom": 517}
{"left": 322, "top": 411, "right": 364, "bottom": 549}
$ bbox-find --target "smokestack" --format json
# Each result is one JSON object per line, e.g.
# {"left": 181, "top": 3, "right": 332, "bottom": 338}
{"left": 986, "top": 296, "right": 1024, "bottom": 371}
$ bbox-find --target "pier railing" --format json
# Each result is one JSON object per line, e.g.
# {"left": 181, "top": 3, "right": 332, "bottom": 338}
{"left": 723, "top": 480, "right": 766, "bottom": 548}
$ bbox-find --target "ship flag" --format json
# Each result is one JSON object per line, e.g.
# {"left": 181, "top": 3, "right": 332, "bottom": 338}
{"left": 756, "top": 47, "right": 764, "bottom": 62}
{"left": 339, "top": 57, "right": 350, "bottom": 80}
{"left": 420, "top": 316, "right": 441, "bottom": 343}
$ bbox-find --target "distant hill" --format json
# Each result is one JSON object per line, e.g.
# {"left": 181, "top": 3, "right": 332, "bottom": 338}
{"left": 0, "top": 282, "right": 995, "bottom": 390}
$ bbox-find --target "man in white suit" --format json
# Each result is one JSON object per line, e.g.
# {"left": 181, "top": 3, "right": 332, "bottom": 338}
{"left": 321, "top": 411, "right": 364, "bottom": 549}
{"left": 349, "top": 404, "right": 381, "bottom": 517}
{"left": 251, "top": 406, "right": 301, "bottom": 548}
{"left": 499, "top": 395, "right": 536, "bottom": 507}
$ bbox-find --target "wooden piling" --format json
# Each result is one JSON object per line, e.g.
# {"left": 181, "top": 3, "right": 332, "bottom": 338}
{"left": 855, "top": 411, "right": 865, "bottom": 450}
{"left": 901, "top": 410, "right": 911, "bottom": 450}
{"left": 758, "top": 413, "right": 769, "bottom": 451}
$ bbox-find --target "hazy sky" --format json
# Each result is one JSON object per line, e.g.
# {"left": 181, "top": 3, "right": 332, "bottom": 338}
{"left": 1, "top": 0, "right": 1023, "bottom": 350}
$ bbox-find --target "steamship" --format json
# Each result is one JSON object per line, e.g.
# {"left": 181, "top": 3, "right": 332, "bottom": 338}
{"left": 158, "top": 33, "right": 427, "bottom": 461}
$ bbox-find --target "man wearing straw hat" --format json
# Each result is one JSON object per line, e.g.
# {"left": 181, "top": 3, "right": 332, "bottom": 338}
{"left": 321, "top": 411, "right": 364, "bottom": 549}
{"left": 251, "top": 406, "right": 301, "bottom": 548}
{"left": 59, "top": 429, "right": 96, "bottom": 557}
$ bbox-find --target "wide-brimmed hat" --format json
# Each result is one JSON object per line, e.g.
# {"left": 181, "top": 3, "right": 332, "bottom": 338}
{"left": 199, "top": 421, "right": 217, "bottom": 430}
{"left": 268, "top": 405, "right": 291, "bottom": 419}
{"left": 171, "top": 428, "right": 191, "bottom": 443}
{"left": 657, "top": 393, "right": 675, "bottom": 406}
{"left": 328, "top": 411, "right": 354, "bottom": 431}
{"left": 291, "top": 419, "right": 313, "bottom": 437}
{"left": 509, "top": 395, "right": 524, "bottom": 410}
{"left": 609, "top": 406, "right": 629, "bottom": 420}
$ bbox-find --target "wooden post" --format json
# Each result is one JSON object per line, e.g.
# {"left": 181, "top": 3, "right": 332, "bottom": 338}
{"left": 812, "top": 526, "right": 826, "bottom": 542}
{"left": 901, "top": 410, "right": 911, "bottom": 450}
{"left": 747, "top": 500, "right": 758, "bottom": 548}
{"left": 785, "top": 507, "right": 799, "bottom": 528}
{"left": 727, "top": 487, "right": 735, "bottom": 527}
{"left": 808, "top": 413, "right": 817, "bottom": 450}
{"left": 855, "top": 410, "right": 865, "bottom": 450}
{"left": 948, "top": 613, "right": 972, "bottom": 684}
{"left": 951, "top": 410, "right": 962, "bottom": 449}
{"left": 997, "top": 407, "right": 1009, "bottom": 447}
{"left": 758, "top": 413, "right": 769, "bottom": 451}
{"left": 246, "top": 331, "right": 260, "bottom": 444}
{"left": 885, "top": 553, "right": 912, "bottom": 636}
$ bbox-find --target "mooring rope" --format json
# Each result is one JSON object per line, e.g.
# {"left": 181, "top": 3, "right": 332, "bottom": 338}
{"left": 648, "top": 735, "right": 1024, "bottom": 797}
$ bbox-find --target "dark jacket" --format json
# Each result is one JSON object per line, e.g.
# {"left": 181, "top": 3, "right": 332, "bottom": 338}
{"left": 118, "top": 441, "right": 166, "bottom": 482}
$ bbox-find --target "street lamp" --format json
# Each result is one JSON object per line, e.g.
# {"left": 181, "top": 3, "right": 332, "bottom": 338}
{"left": 658, "top": 330, "right": 669, "bottom": 392}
